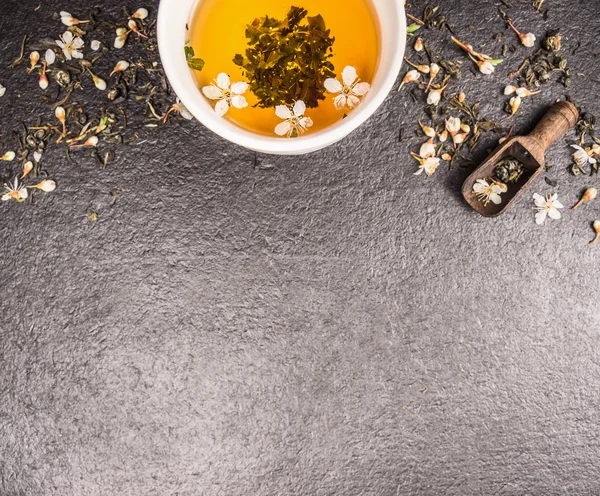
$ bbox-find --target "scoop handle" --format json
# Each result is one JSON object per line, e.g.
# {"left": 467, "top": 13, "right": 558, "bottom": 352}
{"left": 527, "top": 101, "right": 579, "bottom": 151}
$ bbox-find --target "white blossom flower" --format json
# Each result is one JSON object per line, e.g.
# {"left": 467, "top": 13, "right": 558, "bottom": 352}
{"left": 91, "top": 40, "right": 101, "bottom": 51}
{"left": 445, "top": 117, "right": 461, "bottom": 136}
{"left": 414, "top": 38, "right": 423, "bottom": 52}
{"left": 2, "top": 178, "right": 28, "bottom": 202}
{"left": 419, "top": 140, "right": 436, "bottom": 159}
{"left": 411, "top": 142, "right": 440, "bottom": 176}
{"left": 571, "top": 145, "right": 597, "bottom": 167}
{"left": 56, "top": 31, "right": 84, "bottom": 60}
{"left": 533, "top": 193, "right": 563, "bottom": 224}
{"left": 324, "top": 66, "right": 370, "bottom": 110}
{"left": 413, "top": 157, "right": 441, "bottom": 176}
{"left": 201, "top": 73, "right": 248, "bottom": 117}
{"left": 0, "top": 83, "right": 6, "bottom": 97}
{"left": 274, "top": 100, "right": 313, "bottom": 137}
{"left": 1, "top": 151, "right": 15, "bottom": 161}
{"left": 473, "top": 179, "right": 507, "bottom": 205}
{"left": 33, "top": 151, "right": 42, "bottom": 162}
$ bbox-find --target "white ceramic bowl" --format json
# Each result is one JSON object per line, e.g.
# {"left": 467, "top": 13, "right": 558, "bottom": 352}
{"left": 157, "top": 0, "right": 406, "bottom": 155}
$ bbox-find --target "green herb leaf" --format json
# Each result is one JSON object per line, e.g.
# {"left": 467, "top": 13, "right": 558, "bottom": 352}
{"left": 184, "top": 45, "right": 205, "bottom": 72}
{"left": 407, "top": 23, "right": 421, "bottom": 35}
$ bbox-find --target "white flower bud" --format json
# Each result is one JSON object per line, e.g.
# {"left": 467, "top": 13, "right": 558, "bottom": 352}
{"left": 478, "top": 60, "right": 495, "bottom": 75}
{"left": 37, "top": 179, "right": 56, "bottom": 192}
{"left": 521, "top": 33, "right": 536, "bottom": 48}
{"left": 133, "top": 8, "right": 149, "bottom": 19}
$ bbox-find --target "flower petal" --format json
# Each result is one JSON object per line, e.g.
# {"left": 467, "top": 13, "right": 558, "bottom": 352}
{"left": 275, "top": 105, "right": 291, "bottom": 119}
{"left": 73, "top": 37, "right": 84, "bottom": 49}
{"left": 552, "top": 200, "right": 564, "bottom": 209}
{"left": 548, "top": 207, "right": 561, "bottom": 220}
{"left": 214, "top": 99, "right": 229, "bottom": 116}
{"left": 293, "top": 100, "right": 306, "bottom": 117}
{"left": 202, "top": 85, "right": 224, "bottom": 100}
{"left": 347, "top": 94, "right": 361, "bottom": 108}
{"left": 230, "top": 95, "right": 248, "bottom": 109}
{"left": 490, "top": 193, "right": 502, "bottom": 205}
{"left": 62, "top": 31, "right": 74, "bottom": 43}
{"left": 342, "top": 66, "right": 357, "bottom": 87}
{"left": 275, "top": 121, "right": 291, "bottom": 136}
{"left": 333, "top": 94, "right": 347, "bottom": 110}
{"left": 299, "top": 117, "right": 313, "bottom": 129}
{"left": 535, "top": 210, "right": 547, "bottom": 225}
{"left": 324, "top": 78, "right": 343, "bottom": 94}
{"left": 71, "top": 51, "right": 84, "bottom": 60}
{"left": 230, "top": 82, "right": 248, "bottom": 95}
{"left": 532, "top": 193, "right": 546, "bottom": 207}
{"left": 179, "top": 107, "right": 194, "bottom": 120}
{"left": 215, "top": 73, "right": 230, "bottom": 90}
{"left": 352, "top": 82, "right": 370, "bottom": 96}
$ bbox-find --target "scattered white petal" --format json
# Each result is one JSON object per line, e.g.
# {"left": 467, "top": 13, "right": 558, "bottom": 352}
{"left": 45, "top": 49, "right": 56, "bottom": 65}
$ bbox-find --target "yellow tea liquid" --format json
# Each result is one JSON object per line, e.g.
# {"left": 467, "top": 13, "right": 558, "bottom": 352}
{"left": 188, "top": 0, "right": 380, "bottom": 136}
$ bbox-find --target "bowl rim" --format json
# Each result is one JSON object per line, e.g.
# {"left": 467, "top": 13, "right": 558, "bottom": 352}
{"left": 157, "top": 0, "right": 406, "bottom": 154}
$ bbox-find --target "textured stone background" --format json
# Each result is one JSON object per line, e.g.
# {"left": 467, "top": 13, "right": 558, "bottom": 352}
{"left": 2, "top": 0, "right": 600, "bottom": 495}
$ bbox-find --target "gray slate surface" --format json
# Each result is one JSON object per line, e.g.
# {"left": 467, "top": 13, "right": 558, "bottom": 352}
{"left": 2, "top": 0, "right": 600, "bottom": 495}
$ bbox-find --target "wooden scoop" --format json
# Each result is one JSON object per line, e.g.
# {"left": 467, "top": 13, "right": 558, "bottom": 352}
{"left": 462, "top": 101, "right": 579, "bottom": 217}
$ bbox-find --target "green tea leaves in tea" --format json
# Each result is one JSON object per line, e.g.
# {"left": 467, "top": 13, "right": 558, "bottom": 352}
{"left": 233, "top": 6, "right": 336, "bottom": 108}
